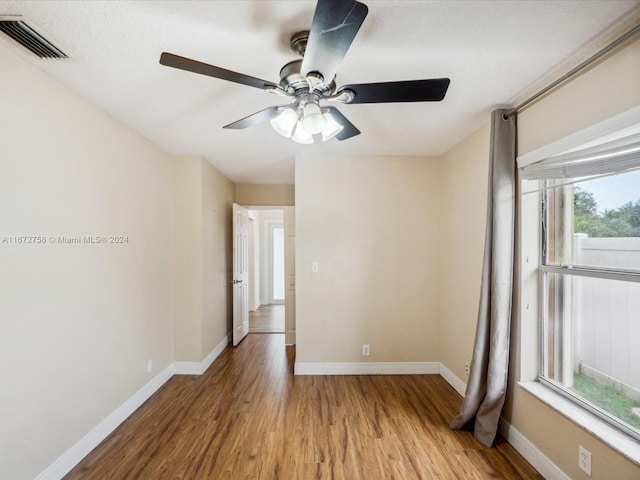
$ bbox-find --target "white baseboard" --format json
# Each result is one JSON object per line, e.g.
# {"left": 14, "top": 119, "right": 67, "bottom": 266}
{"left": 285, "top": 329, "right": 296, "bottom": 346}
{"left": 437, "top": 366, "right": 567, "bottom": 479}
{"left": 173, "top": 361, "right": 202, "bottom": 375}
{"left": 498, "top": 418, "right": 570, "bottom": 480}
{"left": 35, "top": 364, "right": 174, "bottom": 480}
{"left": 202, "top": 334, "right": 230, "bottom": 372}
{"left": 436, "top": 367, "right": 566, "bottom": 479}
{"left": 38, "top": 351, "right": 564, "bottom": 480}
{"left": 439, "top": 363, "right": 467, "bottom": 397}
{"left": 294, "top": 361, "right": 440, "bottom": 375}
{"left": 36, "top": 333, "right": 231, "bottom": 479}
{"left": 174, "top": 334, "right": 230, "bottom": 375}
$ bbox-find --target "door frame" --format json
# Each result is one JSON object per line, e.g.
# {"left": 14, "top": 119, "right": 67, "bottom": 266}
{"left": 238, "top": 205, "right": 295, "bottom": 345}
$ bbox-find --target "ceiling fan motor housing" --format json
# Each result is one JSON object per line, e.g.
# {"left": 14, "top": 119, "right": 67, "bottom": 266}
{"left": 279, "top": 58, "right": 336, "bottom": 98}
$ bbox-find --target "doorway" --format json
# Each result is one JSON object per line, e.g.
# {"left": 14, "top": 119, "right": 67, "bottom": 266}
{"left": 245, "top": 208, "right": 292, "bottom": 336}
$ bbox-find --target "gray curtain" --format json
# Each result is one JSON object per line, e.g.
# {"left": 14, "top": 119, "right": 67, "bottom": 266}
{"left": 450, "top": 109, "right": 516, "bottom": 447}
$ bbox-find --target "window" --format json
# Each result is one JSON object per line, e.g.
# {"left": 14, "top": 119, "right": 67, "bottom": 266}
{"left": 522, "top": 125, "right": 640, "bottom": 441}
{"left": 272, "top": 226, "right": 285, "bottom": 301}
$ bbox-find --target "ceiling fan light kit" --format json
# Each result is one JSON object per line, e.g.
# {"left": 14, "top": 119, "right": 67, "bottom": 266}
{"left": 159, "top": 0, "right": 450, "bottom": 144}
{"left": 291, "top": 120, "right": 314, "bottom": 145}
{"left": 321, "top": 112, "right": 345, "bottom": 141}
{"left": 270, "top": 94, "right": 344, "bottom": 144}
{"left": 302, "top": 103, "right": 326, "bottom": 134}
{"left": 270, "top": 108, "right": 298, "bottom": 138}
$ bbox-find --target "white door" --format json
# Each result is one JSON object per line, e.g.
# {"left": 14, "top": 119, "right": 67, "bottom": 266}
{"left": 232, "top": 203, "right": 249, "bottom": 346}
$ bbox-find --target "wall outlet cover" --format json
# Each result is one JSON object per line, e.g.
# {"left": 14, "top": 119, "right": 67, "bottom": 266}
{"left": 578, "top": 445, "right": 592, "bottom": 476}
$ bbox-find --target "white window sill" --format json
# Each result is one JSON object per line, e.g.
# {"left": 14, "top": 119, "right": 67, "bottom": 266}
{"left": 519, "top": 381, "right": 640, "bottom": 467}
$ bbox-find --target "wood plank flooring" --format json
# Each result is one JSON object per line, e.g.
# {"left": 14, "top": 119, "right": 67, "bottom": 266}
{"left": 65, "top": 334, "right": 543, "bottom": 479}
{"left": 249, "top": 304, "right": 285, "bottom": 333}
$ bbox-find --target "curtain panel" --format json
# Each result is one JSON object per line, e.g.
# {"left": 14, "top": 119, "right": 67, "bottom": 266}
{"left": 450, "top": 109, "right": 516, "bottom": 447}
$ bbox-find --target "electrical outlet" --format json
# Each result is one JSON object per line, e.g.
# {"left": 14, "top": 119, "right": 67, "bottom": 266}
{"left": 147, "top": 359, "right": 153, "bottom": 373}
{"left": 362, "top": 344, "right": 370, "bottom": 356}
{"left": 464, "top": 361, "right": 470, "bottom": 375}
{"left": 578, "top": 445, "right": 592, "bottom": 476}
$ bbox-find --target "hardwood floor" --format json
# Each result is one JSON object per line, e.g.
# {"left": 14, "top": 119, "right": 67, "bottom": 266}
{"left": 249, "top": 304, "right": 285, "bottom": 333}
{"left": 65, "top": 334, "right": 543, "bottom": 479}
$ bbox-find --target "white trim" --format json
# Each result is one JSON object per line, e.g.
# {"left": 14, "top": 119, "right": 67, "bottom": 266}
{"left": 36, "top": 352, "right": 569, "bottom": 480}
{"left": 438, "top": 367, "right": 570, "bottom": 479}
{"left": 35, "top": 364, "right": 174, "bottom": 480}
{"left": 174, "top": 334, "right": 230, "bottom": 375}
{"left": 517, "top": 104, "right": 640, "bottom": 168}
{"left": 173, "top": 361, "right": 202, "bottom": 375}
{"left": 285, "top": 328, "right": 296, "bottom": 346}
{"left": 438, "top": 363, "right": 467, "bottom": 397}
{"left": 498, "top": 418, "right": 571, "bottom": 480}
{"left": 36, "top": 333, "right": 230, "bottom": 479}
{"left": 202, "top": 334, "right": 230, "bottom": 372}
{"left": 294, "top": 362, "right": 440, "bottom": 375}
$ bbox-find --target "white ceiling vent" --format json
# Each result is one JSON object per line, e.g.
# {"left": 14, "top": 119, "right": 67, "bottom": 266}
{"left": 0, "top": 16, "right": 67, "bottom": 59}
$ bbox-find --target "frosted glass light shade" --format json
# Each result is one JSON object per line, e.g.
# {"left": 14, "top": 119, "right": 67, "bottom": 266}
{"left": 302, "top": 103, "right": 327, "bottom": 134}
{"left": 321, "top": 112, "right": 344, "bottom": 141}
{"left": 270, "top": 108, "right": 298, "bottom": 138}
{"left": 291, "top": 121, "right": 314, "bottom": 144}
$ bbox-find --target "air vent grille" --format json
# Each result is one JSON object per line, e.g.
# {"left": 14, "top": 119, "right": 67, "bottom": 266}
{"left": 0, "top": 19, "right": 67, "bottom": 59}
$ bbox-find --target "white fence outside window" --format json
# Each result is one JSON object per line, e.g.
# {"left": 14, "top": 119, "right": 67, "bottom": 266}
{"left": 572, "top": 235, "right": 640, "bottom": 400}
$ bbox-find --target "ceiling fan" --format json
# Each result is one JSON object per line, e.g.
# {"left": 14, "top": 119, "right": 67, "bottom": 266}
{"left": 159, "top": 0, "right": 450, "bottom": 144}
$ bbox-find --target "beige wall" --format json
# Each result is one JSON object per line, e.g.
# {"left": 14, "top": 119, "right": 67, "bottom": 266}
{"left": 437, "top": 124, "right": 491, "bottom": 380}
{"left": 201, "top": 159, "right": 235, "bottom": 355}
{"left": 518, "top": 36, "right": 640, "bottom": 155}
{"left": 173, "top": 156, "right": 235, "bottom": 362}
{"left": 173, "top": 157, "right": 204, "bottom": 361}
{"left": 0, "top": 44, "right": 236, "bottom": 479}
{"left": 512, "top": 389, "right": 640, "bottom": 479}
{"left": 235, "top": 183, "right": 294, "bottom": 206}
{"left": 295, "top": 155, "right": 442, "bottom": 363}
{"left": 2, "top": 14, "right": 638, "bottom": 480}
{"left": 509, "top": 35, "right": 640, "bottom": 480}
{"left": 0, "top": 44, "right": 175, "bottom": 479}
{"left": 433, "top": 35, "right": 640, "bottom": 479}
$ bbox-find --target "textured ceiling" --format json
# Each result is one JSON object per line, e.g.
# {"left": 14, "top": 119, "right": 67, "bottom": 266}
{"left": 0, "top": 0, "right": 638, "bottom": 184}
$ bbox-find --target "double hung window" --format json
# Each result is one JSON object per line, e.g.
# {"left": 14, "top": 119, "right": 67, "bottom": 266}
{"left": 521, "top": 125, "right": 640, "bottom": 441}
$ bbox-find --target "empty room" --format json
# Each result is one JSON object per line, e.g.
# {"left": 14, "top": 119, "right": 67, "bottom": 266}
{"left": 1, "top": 1, "right": 639, "bottom": 479}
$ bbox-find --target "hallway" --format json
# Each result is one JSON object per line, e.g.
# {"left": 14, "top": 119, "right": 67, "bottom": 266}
{"left": 249, "top": 304, "right": 284, "bottom": 333}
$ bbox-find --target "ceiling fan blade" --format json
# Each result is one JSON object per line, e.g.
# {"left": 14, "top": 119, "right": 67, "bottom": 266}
{"left": 160, "top": 52, "right": 279, "bottom": 90}
{"left": 338, "top": 78, "right": 451, "bottom": 104}
{"left": 325, "top": 107, "right": 360, "bottom": 140}
{"left": 301, "top": 0, "right": 368, "bottom": 82}
{"left": 223, "top": 106, "right": 282, "bottom": 130}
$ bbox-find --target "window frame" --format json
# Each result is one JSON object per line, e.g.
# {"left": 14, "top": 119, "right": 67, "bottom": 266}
{"left": 517, "top": 106, "right": 640, "bottom": 461}
{"left": 538, "top": 181, "right": 640, "bottom": 442}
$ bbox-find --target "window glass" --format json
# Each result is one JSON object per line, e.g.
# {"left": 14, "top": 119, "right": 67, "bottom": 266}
{"left": 541, "top": 169, "right": 640, "bottom": 439}
{"left": 544, "top": 170, "right": 640, "bottom": 270}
